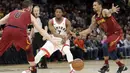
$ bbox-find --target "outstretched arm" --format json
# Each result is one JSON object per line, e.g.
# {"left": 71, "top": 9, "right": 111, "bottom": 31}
{"left": 79, "top": 15, "right": 97, "bottom": 36}
{"left": 0, "top": 13, "right": 10, "bottom": 25}
{"left": 103, "top": 4, "right": 120, "bottom": 17}
{"left": 109, "top": 4, "right": 120, "bottom": 14}
{"left": 66, "top": 19, "right": 76, "bottom": 38}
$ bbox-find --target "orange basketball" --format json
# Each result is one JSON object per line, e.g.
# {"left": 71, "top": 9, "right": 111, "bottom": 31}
{"left": 72, "top": 58, "right": 84, "bottom": 71}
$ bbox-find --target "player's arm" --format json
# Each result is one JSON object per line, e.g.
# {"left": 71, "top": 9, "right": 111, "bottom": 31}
{"left": 66, "top": 19, "right": 74, "bottom": 38}
{"left": 48, "top": 19, "right": 63, "bottom": 38}
{"left": 79, "top": 15, "right": 97, "bottom": 36}
{"left": 104, "top": 4, "right": 119, "bottom": 17}
{"left": 109, "top": 4, "right": 120, "bottom": 14}
{"left": 44, "top": 26, "right": 48, "bottom": 32}
{"left": 66, "top": 19, "right": 71, "bottom": 35}
{"left": 29, "top": 28, "right": 34, "bottom": 38}
{"left": 31, "top": 14, "right": 51, "bottom": 41}
{"left": 0, "top": 13, "right": 10, "bottom": 25}
{"left": 66, "top": 19, "right": 76, "bottom": 38}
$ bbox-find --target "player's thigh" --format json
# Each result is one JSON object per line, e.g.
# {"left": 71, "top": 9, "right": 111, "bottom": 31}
{"left": 106, "top": 34, "right": 121, "bottom": 52}
{"left": 41, "top": 41, "right": 56, "bottom": 56}
{"left": 14, "top": 35, "right": 31, "bottom": 51}
{"left": 106, "top": 34, "right": 120, "bottom": 44}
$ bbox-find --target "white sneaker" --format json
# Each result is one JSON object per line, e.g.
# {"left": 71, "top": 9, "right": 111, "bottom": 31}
{"left": 22, "top": 69, "right": 31, "bottom": 73}
{"left": 22, "top": 67, "right": 36, "bottom": 73}
{"left": 70, "top": 69, "right": 75, "bottom": 73}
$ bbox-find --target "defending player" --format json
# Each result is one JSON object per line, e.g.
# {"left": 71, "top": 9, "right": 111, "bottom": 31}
{"left": 80, "top": 0, "right": 128, "bottom": 73}
{"left": 0, "top": 0, "right": 56, "bottom": 73}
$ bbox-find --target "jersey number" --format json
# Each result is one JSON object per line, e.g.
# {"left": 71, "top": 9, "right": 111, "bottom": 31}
{"left": 14, "top": 12, "right": 22, "bottom": 18}
{"left": 58, "top": 30, "right": 61, "bottom": 34}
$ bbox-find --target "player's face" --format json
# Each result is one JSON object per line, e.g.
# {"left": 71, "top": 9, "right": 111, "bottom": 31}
{"left": 93, "top": 2, "right": 101, "bottom": 12}
{"left": 55, "top": 9, "right": 63, "bottom": 18}
{"left": 33, "top": 7, "right": 40, "bottom": 17}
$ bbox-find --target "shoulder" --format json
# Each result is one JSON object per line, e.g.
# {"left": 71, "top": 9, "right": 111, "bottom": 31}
{"left": 48, "top": 18, "right": 53, "bottom": 24}
{"left": 102, "top": 9, "right": 111, "bottom": 17}
{"left": 102, "top": 9, "right": 109, "bottom": 13}
{"left": 64, "top": 17, "right": 71, "bottom": 24}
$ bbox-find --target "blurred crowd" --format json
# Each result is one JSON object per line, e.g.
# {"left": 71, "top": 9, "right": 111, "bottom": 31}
{"left": 0, "top": 0, "right": 130, "bottom": 64}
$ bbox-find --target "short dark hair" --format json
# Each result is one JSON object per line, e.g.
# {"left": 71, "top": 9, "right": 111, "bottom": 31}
{"left": 54, "top": 6, "right": 64, "bottom": 12}
{"left": 22, "top": 0, "right": 33, "bottom": 8}
{"left": 94, "top": 0, "right": 103, "bottom": 6}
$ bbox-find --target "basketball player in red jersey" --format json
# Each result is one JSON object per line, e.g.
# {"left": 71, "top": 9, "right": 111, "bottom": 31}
{"left": 80, "top": 0, "right": 128, "bottom": 73}
{"left": 0, "top": 0, "right": 56, "bottom": 73}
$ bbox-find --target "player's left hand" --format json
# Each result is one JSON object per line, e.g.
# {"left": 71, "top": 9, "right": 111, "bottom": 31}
{"left": 112, "top": 3, "right": 120, "bottom": 13}
{"left": 42, "top": 37, "right": 47, "bottom": 40}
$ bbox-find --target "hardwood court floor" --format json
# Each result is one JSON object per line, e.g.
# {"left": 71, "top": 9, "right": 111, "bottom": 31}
{"left": 0, "top": 59, "right": 129, "bottom": 73}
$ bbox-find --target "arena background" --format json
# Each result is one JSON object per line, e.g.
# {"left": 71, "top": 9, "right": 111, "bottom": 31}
{"left": 0, "top": 0, "right": 130, "bottom": 73}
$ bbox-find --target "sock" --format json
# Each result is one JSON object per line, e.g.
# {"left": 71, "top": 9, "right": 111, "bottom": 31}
{"left": 63, "top": 46, "right": 74, "bottom": 70}
{"left": 69, "top": 64, "right": 74, "bottom": 70}
{"left": 105, "top": 59, "right": 109, "bottom": 65}
{"left": 116, "top": 61, "right": 124, "bottom": 67}
{"left": 35, "top": 50, "right": 46, "bottom": 64}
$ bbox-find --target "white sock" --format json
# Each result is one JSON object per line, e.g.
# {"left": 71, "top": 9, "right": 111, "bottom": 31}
{"left": 63, "top": 46, "right": 74, "bottom": 70}
{"left": 35, "top": 50, "right": 46, "bottom": 64}
{"left": 69, "top": 64, "right": 73, "bottom": 70}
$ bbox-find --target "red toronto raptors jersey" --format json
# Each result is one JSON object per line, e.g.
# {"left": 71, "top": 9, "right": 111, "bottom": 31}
{"left": 7, "top": 10, "right": 31, "bottom": 29}
{"left": 96, "top": 15, "right": 122, "bottom": 36}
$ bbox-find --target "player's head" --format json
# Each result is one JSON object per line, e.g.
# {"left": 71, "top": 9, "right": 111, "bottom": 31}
{"left": 22, "top": 0, "right": 33, "bottom": 11}
{"left": 93, "top": 0, "right": 103, "bottom": 12}
{"left": 54, "top": 6, "right": 64, "bottom": 18}
{"left": 33, "top": 6, "right": 40, "bottom": 18}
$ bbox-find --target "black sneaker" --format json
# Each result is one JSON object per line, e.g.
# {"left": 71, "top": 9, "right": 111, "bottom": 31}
{"left": 98, "top": 64, "right": 109, "bottom": 73}
{"left": 116, "top": 66, "right": 128, "bottom": 73}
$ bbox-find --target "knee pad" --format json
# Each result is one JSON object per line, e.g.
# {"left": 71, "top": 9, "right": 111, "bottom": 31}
{"left": 102, "top": 43, "right": 109, "bottom": 56}
{"left": 109, "top": 51, "right": 118, "bottom": 60}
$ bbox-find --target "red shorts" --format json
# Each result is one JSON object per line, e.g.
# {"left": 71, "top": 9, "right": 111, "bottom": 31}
{"left": 105, "top": 31, "right": 123, "bottom": 52}
{"left": 0, "top": 27, "right": 31, "bottom": 56}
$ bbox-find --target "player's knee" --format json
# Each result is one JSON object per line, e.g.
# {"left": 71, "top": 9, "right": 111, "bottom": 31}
{"left": 63, "top": 46, "right": 71, "bottom": 54}
{"left": 35, "top": 50, "right": 44, "bottom": 58}
{"left": 109, "top": 51, "right": 118, "bottom": 60}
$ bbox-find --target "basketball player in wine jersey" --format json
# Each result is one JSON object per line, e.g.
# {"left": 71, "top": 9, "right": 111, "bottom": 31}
{"left": 0, "top": 0, "right": 56, "bottom": 73}
{"left": 80, "top": 0, "right": 128, "bottom": 73}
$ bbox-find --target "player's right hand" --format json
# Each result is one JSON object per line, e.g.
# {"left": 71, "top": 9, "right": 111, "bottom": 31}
{"left": 61, "top": 35, "right": 67, "bottom": 44}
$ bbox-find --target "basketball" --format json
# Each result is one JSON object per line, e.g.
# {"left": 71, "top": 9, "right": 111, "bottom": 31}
{"left": 72, "top": 58, "right": 84, "bottom": 71}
